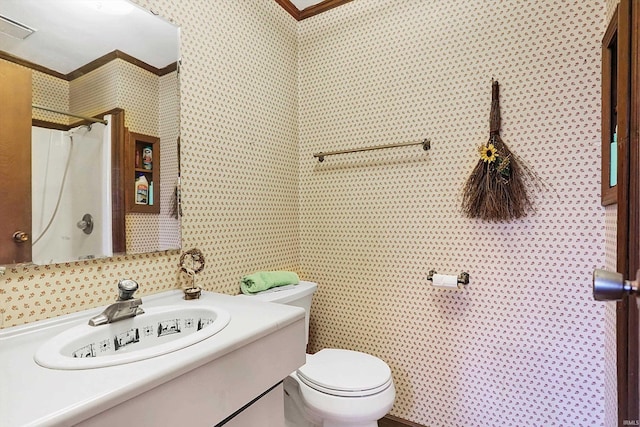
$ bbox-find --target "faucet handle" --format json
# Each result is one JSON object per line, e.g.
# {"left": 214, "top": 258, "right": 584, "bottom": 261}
{"left": 118, "top": 279, "right": 139, "bottom": 300}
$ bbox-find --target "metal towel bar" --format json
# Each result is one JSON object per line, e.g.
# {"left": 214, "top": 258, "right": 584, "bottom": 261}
{"left": 314, "top": 138, "right": 430, "bottom": 162}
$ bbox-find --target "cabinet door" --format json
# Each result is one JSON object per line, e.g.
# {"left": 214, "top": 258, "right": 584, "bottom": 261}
{"left": 223, "top": 384, "right": 285, "bottom": 427}
{"left": 0, "top": 61, "right": 32, "bottom": 264}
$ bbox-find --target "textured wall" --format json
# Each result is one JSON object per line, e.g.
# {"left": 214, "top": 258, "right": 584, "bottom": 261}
{"left": 0, "top": 0, "right": 299, "bottom": 327}
{"left": 0, "top": 1, "right": 615, "bottom": 426}
{"left": 70, "top": 58, "right": 163, "bottom": 254}
{"left": 69, "top": 60, "right": 121, "bottom": 124}
{"left": 604, "top": 205, "right": 617, "bottom": 427}
{"left": 158, "top": 71, "right": 181, "bottom": 250}
{"left": 603, "top": 2, "right": 619, "bottom": 427}
{"left": 32, "top": 69, "right": 70, "bottom": 125}
{"left": 26, "top": 57, "right": 175, "bottom": 254}
{"left": 298, "top": 1, "right": 606, "bottom": 425}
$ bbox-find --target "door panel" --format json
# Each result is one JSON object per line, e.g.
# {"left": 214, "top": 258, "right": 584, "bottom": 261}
{"left": 625, "top": 0, "right": 640, "bottom": 421}
{"left": 594, "top": 1, "right": 640, "bottom": 424}
{"left": 0, "top": 61, "right": 32, "bottom": 264}
{"left": 618, "top": 0, "right": 640, "bottom": 422}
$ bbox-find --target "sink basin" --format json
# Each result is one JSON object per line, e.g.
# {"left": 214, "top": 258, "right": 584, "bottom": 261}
{"left": 35, "top": 304, "right": 231, "bottom": 370}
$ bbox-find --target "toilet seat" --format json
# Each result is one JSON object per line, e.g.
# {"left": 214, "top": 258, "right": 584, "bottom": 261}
{"left": 296, "top": 349, "right": 392, "bottom": 397}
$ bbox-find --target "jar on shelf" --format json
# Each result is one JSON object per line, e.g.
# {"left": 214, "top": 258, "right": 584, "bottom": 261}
{"left": 142, "top": 146, "right": 152, "bottom": 170}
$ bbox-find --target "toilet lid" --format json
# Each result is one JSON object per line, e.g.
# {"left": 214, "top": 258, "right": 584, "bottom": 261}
{"left": 296, "top": 349, "right": 392, "bottom": 397}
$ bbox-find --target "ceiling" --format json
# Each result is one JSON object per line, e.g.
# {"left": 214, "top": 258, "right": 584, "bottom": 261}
{"left": 0, "top": 0, "right": 347, "bottom": 74}
{"left": 289, "top": 0, "right": 325, "bottom": 9}
{"left": 276, "top": 0, "right": 353, "bottom": 20}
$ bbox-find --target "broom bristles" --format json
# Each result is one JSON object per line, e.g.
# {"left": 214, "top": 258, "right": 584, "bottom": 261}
{"left": 461, "top": 81, "right": 542, "bottom": 221}
{"left": 461, "top": 134, "right": 537, "bottom": 221}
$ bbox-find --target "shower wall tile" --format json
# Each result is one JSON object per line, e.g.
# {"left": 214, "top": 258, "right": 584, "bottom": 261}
{"left": 298, "top": 1, "right": 606, "bottom": 425}
{"left": 1, "top": 0, "right": 299, "bottom": 325}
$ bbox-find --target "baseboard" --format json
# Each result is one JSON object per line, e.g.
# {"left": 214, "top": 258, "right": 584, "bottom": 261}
{"left": 380, "top": 414, "right": 427, "bottom": 427}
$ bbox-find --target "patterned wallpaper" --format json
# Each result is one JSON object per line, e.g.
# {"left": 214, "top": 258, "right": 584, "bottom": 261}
{"left": 604, "top": 2, "right": 619, "bottom": 426}
{"left": 31, "top": 69, "right": 70, "bottom": 125}
{"left": 0, "top": 1, "right": 616, "bottom": 426}
{"left": 158, "top": 71, "right": 181, "bottom": 250}
{"left": 604, "top": 205, "right": 617, "bottom": 427}
{"left": 69, "top": 60, "right": 120, "bottom": 124}
{"left": 298, "top": 1, "right": 606, "bottom": 425}
{"left": 12, "top": 56, "right": 179, "bottom": 255}
{"left": 1, "top": 57, "right": 173, "bottom": 257}
{"left": 1, "top": 0, "right": 299, "bottom": 325}
{"left": 141, "top": 0, "right": 301, "bottom": 290}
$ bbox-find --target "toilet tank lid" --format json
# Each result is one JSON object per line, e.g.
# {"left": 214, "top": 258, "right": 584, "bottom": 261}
{"left": 239, "top": 280, "right": 317, "bottom": 303}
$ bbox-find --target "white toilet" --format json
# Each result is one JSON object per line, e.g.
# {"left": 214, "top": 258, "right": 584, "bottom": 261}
{"left": 239, "top": 281, "right": 395, "bottom": 427}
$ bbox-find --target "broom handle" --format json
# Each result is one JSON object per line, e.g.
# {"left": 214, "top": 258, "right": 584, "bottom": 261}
{"left": 490, "top": 81, "right": 500, "bottom": 135}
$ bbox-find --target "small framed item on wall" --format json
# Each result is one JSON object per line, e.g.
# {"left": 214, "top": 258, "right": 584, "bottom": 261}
{"left": 126, "top": 131, "right": 160, "bottom": 213}
{"left": 601, "top": 8, "right": 618, "bottom": 206}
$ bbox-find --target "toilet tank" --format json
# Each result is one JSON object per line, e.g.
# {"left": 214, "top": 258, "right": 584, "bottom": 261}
{"left": 238, "top": 281, "right": 317, "bottom": 345}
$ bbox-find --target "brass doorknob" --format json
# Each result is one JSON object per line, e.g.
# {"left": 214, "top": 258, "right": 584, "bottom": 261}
{"left": 13, "top": 231, "right": 29, "bottom": 243}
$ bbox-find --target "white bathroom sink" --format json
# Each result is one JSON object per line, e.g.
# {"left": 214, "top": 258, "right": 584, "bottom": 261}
{"left": 34, "top": 304, "right": 231, "bottom": 369}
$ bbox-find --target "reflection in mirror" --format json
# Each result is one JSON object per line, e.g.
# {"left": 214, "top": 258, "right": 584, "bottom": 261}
{"left": 32, "top": 120, "right": 113, "bottom": 264}
{"left": 0, "top": 0, "right": 181, "bottom": 265}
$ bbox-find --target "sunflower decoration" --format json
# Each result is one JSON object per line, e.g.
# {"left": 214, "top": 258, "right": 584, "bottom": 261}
{"left": 461, "top": 81, "right": 540, "bottom": 221}
{"left": 477, "top": 143, "right": 511, "bottom": 182}
{"left": 478, "top": 143, "right": 498, "bottom": 163}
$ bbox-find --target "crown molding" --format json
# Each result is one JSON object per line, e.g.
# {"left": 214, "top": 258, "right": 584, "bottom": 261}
{"left": 274, "top": 0, "right": 354, "bottom": 21}
{"left": 0, "top": 49, "right": 176, "bottom": 81}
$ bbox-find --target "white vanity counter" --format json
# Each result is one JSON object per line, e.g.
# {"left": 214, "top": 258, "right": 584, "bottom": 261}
{"left": 0, "top": 290, "right": 306, "bottom": 427}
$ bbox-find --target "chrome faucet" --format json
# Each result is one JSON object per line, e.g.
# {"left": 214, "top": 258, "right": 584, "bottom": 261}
{"left": 88, "top": 279, "right": 144, "bottom": 326}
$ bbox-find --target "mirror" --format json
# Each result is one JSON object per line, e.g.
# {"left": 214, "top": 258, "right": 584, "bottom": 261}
{"left": 0, "top": 0, "right": 181, "bottom": 265}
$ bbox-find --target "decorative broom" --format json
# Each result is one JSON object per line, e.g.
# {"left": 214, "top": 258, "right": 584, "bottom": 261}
{"left": 461, "top": 80, "right": 538, "bottom": 221}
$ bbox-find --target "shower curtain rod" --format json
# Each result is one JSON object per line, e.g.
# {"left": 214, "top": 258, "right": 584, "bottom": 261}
{"left": 32, "top": 104, "right": 108, "bottom": 125}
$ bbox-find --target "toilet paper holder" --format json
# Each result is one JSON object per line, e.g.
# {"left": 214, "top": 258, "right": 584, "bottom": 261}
{"left": 427, "top": 270, "right": 470, "bottom": 286}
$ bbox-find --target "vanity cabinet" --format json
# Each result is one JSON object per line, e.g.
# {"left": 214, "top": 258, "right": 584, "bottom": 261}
{"left": 0, "top": 291, "right": 305, "bottom": 427}
{"left": 222, "top": 384, "right": 285, "bottom": 427}
{"left": 74, "top": 318, "right": 298, "bottom": 427}
{"left": 126, "top": 131, "right": 160, "bottom": 213}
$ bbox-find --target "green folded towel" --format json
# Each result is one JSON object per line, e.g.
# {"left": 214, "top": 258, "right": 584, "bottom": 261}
{"left": 241, "top": 271, "right": 300, "bottom": 294}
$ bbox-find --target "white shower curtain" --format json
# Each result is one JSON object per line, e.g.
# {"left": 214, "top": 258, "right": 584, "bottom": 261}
{"left": 31, "top": 116, "right": 112, "bottom": 265}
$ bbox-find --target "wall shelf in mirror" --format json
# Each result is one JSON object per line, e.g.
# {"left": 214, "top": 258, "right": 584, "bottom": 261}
{"left": 601, "top": 7, "right": 618, "bottom": 206}
{"left": 127, "top": 132, "right": 160, "bottom": 214}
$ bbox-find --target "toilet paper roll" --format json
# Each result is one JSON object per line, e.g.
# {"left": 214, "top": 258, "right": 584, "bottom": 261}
{"left": 431, "top": 273, "right": 459, "bottom": 289}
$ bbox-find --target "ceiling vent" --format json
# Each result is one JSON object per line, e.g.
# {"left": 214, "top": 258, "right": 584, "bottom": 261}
{"left": 0, "top": 15, "right": 35, "bottom": 40}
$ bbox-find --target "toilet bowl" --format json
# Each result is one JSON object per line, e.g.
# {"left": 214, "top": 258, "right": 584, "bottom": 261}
{"left": 285, "top": 349, "right": 395, "bottom": 427}
{"left": 238, "top": 281, "right": 395, "bottom": 427}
